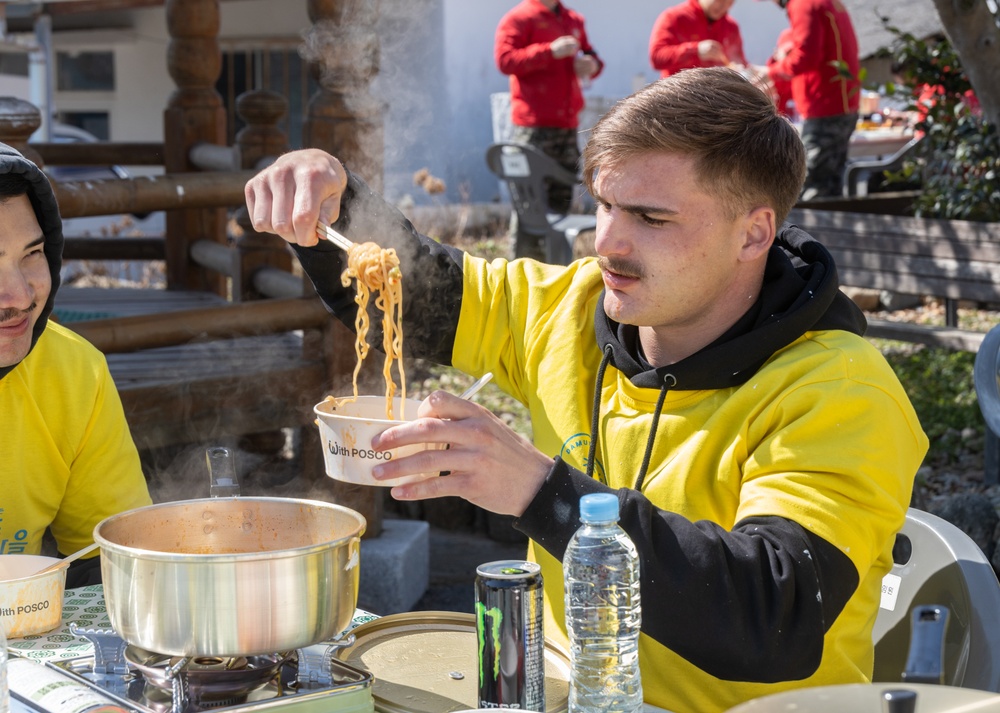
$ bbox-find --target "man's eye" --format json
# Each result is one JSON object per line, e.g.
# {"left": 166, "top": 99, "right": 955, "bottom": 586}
{"left": 641, "top": 215, "right": 668, "bottom": 227}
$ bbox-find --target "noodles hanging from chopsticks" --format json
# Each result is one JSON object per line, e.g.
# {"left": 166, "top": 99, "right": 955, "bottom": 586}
{"left": 329, "top": 241, "right": 406, "bottom": 420}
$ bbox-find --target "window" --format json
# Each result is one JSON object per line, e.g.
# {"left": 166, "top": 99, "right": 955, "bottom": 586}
{"left": 56, "top": 51, "right": 114, "bottom": 91}
{"left": 0, "top": 51, "right": 29, "bottom": 77}
{"left": 218, "top": 44, "right": 317, "bottom": 148}
{"left": 56, "top": 111, "right": 111, "bottom": 141}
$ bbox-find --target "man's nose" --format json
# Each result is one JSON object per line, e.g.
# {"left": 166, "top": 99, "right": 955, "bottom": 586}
{"left": 0, "top": 266, "right": 36, "bottom": 312}
{"left": 593, "top": 210, "right": 628, "bottom": 256}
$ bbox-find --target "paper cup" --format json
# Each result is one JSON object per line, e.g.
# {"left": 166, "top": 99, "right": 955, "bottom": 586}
{"left": 314, "top": 396, "right": 443, "bottom": 487}
{"left": 0, "top": 554, "right": 66, "bottom": 638}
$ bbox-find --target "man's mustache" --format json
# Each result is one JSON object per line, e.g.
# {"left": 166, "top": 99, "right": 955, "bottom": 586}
{"left": 0, "top": 303, "right": 37, "bottom": 323}
{"left": 597, "top": 256, "right": 645, "bottom": 280}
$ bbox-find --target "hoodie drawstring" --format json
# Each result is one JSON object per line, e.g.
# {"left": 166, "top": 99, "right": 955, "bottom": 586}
{"left": 585, "top": 344, "right": 614, "bottom": 479}
{"left": 585, "top": 344, "right": 676, "bottom": 490}
{"left": 634, "top": 373, "right": 675, "bottom": 492}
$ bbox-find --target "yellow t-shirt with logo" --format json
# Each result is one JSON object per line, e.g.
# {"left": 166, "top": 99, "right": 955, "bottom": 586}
{"left": 0, "top": 323, "right": 152, "bottom": 558}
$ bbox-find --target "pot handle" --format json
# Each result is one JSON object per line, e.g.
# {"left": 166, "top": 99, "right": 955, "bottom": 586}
{"left": 206, "top": 446, "right": 242, "bottom": 498}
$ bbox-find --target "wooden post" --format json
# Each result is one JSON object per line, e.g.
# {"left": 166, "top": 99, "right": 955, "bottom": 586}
{"left": 303, "top": 0, "right": 384, "bottom": 191}
{"left": 0, "top": 98, "right": 44, "bottom": 167}
{"left": 230, "top": 89, "right": 316, "bottom": 478}
{"left": 232, "top": 89, "right": 291, "bottom": 302}
{"left": 163, "top": 0, "right": 228, "bottom": 294}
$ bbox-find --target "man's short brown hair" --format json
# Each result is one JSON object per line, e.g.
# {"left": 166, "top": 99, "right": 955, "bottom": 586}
{"left": 582, "top": 67, "right": 806, "bottom": 224}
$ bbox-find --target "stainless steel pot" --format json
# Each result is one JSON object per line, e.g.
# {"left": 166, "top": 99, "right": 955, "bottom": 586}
{"left": 93, "top": 494, "right": 366, "bottom": 657}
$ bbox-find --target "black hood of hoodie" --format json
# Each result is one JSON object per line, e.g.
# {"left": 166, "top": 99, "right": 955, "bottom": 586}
{"left": 0, "top": 143, "right": 64, "bottom": 381}
{"left": 594, "top": 222, "right": 867, "bottom": 391}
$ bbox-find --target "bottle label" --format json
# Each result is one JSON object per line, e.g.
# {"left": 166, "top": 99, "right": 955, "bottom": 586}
{"left": 6, "top": 659, "right": 128, "bottom": 713}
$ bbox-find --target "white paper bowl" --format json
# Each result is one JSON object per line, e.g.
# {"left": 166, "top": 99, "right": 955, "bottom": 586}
{"left": 0, "top": 554, "right": 66, "bottom": 637}
{"left": 314, "top": 396, "right": 443, "bottom": 487}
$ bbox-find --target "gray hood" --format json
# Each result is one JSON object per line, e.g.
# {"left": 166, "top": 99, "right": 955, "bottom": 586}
{"left": 0, "top": 142, "right": 64, "bottom": 381}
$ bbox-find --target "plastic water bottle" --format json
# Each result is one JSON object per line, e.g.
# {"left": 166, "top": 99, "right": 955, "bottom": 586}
{"left": 563, "top": 493, "right": 643, "bottom": 713}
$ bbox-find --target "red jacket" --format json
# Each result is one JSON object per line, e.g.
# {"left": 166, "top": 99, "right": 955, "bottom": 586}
{"left": 766, "top": 28, "right": 796, "bottom": 118}
{"left": 648, "top": 0, "right": 746, "bottom": 78}
{"left": 495, "top": 0, "right": 603, "bottom": 129}
{"left": 767, "top": 0, "right": 860, "bottom": 119}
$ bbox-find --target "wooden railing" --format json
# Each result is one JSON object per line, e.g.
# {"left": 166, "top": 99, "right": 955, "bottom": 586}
{"left": 0, "top": 0, "right": 390, "bottom": 534}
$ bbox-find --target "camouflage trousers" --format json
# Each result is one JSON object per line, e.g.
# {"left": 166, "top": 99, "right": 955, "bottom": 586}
{"left": 509, "top": 125, "right": 581, "bottom": 213}
{"left": 800, "top": 112, "right": 858, "bottom": 201}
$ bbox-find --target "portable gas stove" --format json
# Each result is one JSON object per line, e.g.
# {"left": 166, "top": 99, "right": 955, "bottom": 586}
{"left": 31, "top": 627, "right": 373, "bottom": 713}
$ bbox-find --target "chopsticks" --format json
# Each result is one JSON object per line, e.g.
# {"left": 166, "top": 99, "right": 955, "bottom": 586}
{"left": 34, "top": 542, "right": 101, "bottom": 575}
{"left": 317, "top": 222, "right": 354, "bottom": 252}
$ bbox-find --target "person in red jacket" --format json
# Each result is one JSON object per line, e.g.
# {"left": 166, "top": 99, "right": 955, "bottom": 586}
{"left": 766, "top": 0, "right": 860, "bottom": 200}
{"left": 495, "top": 0, "right": 603, "bottom": 214}
{"left": 649, "top": 0, "right": 747, "bottom": 78}
{"left": 766, "top": 28, "right": 796, "bottom": 118}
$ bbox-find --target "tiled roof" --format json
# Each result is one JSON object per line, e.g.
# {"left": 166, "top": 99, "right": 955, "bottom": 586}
{"left": 843, "top": 0, "right": 945, "bottom": 59}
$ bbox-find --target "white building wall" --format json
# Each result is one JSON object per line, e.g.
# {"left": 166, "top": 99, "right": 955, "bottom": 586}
{"left": 218, "top": 0, "right": 310, "bottom": 35}
{"left": 434, "top": 0, "right": 789, "bottom": 204}
{"left": 0, "top": 74, "right": 29, "bottom": 100}
{"left": 44, "top": 1, "right": 311, "bottom": 175}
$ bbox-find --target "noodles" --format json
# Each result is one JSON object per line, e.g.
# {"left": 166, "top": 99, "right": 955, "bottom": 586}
{"left": 328, "top": 241, "right": 406, "bottom": 420}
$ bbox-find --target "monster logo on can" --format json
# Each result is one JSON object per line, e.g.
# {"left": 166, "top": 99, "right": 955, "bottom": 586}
{"left": 475, "top": 560, "right": 545, "bottom": 710}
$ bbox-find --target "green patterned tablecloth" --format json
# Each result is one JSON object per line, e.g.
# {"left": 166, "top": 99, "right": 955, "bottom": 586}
{"left": 6, "top": 585, "right": 109, "bottom": 662}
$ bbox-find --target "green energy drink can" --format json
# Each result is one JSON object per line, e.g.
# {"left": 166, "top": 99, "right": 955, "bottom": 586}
{"left": 475, "top": 560, "right": 545, "bottom": 711}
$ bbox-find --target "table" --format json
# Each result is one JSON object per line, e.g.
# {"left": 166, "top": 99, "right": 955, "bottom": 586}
{"left": 11, "top": 587, "right": 671, "bottom": 712}
{"left": 849, "top": 127, "right": 915, "bottom": 159}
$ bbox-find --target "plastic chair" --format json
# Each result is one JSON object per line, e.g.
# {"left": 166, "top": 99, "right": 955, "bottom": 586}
{"left": 485, "top": 142, "right": 597, "bottom": 265}
{"left": 872, "top": 507, "right": 1000, "bottom": 691}
{"left": 843, "top": 136, "right": 923, "bottom": 197}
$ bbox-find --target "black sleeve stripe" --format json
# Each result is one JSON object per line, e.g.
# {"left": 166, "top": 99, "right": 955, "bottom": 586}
{"left": 625, "top": 507, "right": 859, "bottom": 682}
{"left": 292, "top": 171, "right": 465, "bottom": 365}
{"left": 516, "top": 462, "right": 860, "bottom": 683}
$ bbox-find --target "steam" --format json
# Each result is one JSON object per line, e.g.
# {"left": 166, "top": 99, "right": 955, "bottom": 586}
{"left": 298, "top": 0, "right": 450, "bottom": 203}
{"left": 143, "top": 2, "right": 455, "bottom": 508}
{"left": 299, "top": 19, "right": 379, "bottom": 96}
{"left": 135, "top": 333, "right": 331, "bottom": 504}
{"left": 145, "top": 432, "right": 303, "bottom": 504}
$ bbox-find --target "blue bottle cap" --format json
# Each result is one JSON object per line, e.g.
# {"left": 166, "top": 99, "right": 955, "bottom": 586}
{"left": 580, "top": 492, "right": 619, "bottom": 522}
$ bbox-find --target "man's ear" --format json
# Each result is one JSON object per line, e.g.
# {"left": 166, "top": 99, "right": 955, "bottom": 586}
{"left": 739, "top": 205, "right": 776, "bottom": 263}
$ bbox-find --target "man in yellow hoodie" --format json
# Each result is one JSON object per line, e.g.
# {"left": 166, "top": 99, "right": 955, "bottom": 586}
{"left": 0, "top": 144, "right": 151, "bottom": 587}
{"left": 246, "top": 67, "right": 927, "bottom": 713}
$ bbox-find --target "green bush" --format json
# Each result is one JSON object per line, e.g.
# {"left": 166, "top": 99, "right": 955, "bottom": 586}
{"left": 878, "top": 21, "right": 1000, "bottom": 221}
{"left": 883, "top": 346, "right": 982, "bottom": 459}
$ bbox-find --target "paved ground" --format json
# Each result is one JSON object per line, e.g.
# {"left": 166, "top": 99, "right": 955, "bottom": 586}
{"left": 409, "top": 525, "right": 529, "bottom": 614}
